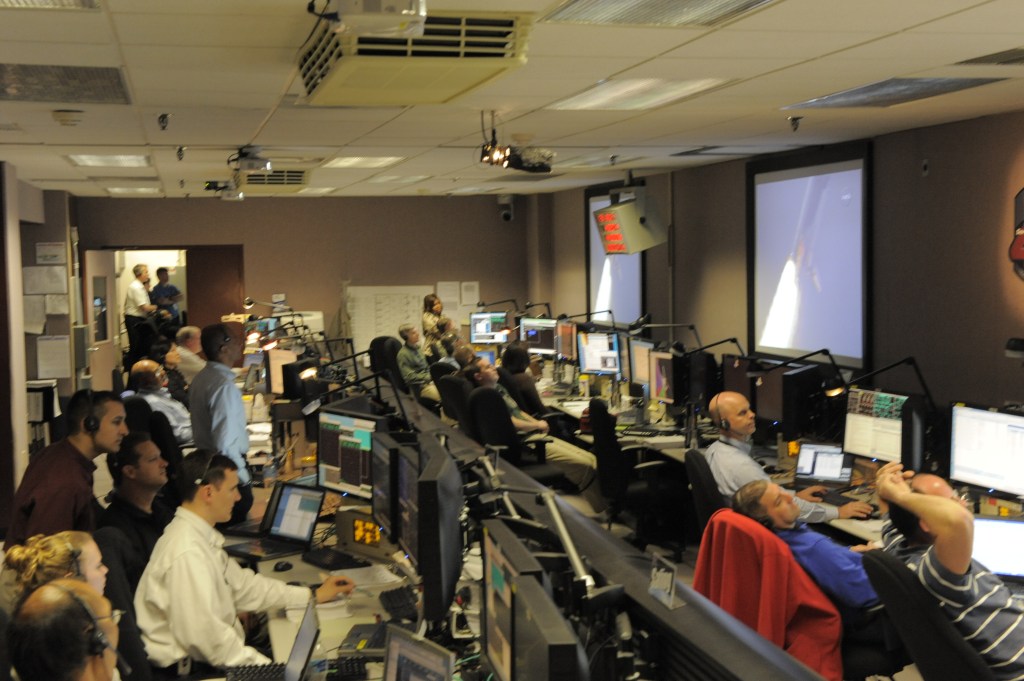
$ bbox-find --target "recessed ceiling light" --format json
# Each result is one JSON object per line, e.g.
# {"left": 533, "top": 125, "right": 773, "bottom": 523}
{"left": 298, "top": 187, "right": 335, "bottom": 195}
{"left": 0, "top": 0, "right": 98, "bottom": 8}
{"left": 323, "top": 156, "right": 404, "bottom": 169}
{"left": 69, "top": 154, "right": 151, "bottom": 168}
{"left": 548, "top": 78, "right": 726, "bottom": 110}
{"left": 369, "top": 175, "right": 429, "bottom": 184}
{"left": 785, "top": 77, "right": 1005, "bottom": 109}
{"left": 544, "top": 0, "right": 776, "bottom": 28}
{"left": 107, "top": 187, "right": 160, "bottom": 195}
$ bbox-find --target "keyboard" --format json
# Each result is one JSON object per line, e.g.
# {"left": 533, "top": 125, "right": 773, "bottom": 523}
{"left": 225, "top": 662, "right": 285, "bottom": 681}
{"left": 819, "top": 489, "right": 860, "bottom": 507}
{"left": 621, "top": 427, "right": 679, "bottom": 437}
{"left": 379, "top": 584, "right": 419, "bottom": 622}
{"left": 329, "top": 657, "right": 368, "bottom": 681}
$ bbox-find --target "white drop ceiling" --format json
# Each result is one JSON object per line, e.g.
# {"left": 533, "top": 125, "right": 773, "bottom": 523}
{"left": 1, "top": 0, "right": 1024, "bottom": 198}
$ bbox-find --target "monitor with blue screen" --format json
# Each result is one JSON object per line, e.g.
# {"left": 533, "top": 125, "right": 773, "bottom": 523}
{"left": 471, "top": 312, "right": 510, "bottom": 344}
{"left": 577, "top": 331, "right": 621, "bottom": 376}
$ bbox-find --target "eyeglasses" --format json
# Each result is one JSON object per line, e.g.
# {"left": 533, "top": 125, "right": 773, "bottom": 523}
{"left": 97, "top": 609, "right": 124, "bottom": 625}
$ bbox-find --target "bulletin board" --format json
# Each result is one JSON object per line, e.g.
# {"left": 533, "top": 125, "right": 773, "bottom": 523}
{"left": 346, "top": 285, "right": 433, "bottom": 357}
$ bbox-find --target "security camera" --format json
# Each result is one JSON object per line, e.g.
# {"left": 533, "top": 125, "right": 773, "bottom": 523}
{"left": 158, "top": 113, "right": 170, "bottom": 131}
{"left": 788, "top": 116, "right": 803, "bottom": 132}
{"left": 498, "top": 194, "right": 514, "bottom": 222}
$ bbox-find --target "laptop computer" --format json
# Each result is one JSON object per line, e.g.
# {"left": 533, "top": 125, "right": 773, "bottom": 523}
{"left": 226, "top": 483, "right": 325, "bottom": 562}
{"left": 793, "top": 442, "right": 853, "bottom": 489}
{"left": 229, "top": 482, "right": 285, "bottom": 538}
{"left": 970, "top": 517, "right": 1024, "bottom": 588}
{"left": 381, "top": 624, "right": 455, "bottom": 681}
{"left": 225, "top": 599, "right": 319, "bottom": 681}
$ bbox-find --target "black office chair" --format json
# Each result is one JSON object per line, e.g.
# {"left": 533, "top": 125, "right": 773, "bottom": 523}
{"left": 862, "top": 549, "right": 996, "bottom": 681}
{"left": 92, "top": 527, "right": 153, "bottom": 681}
{"left": 429, "top": 361, "right": 456, "bottom": 384}
{"left": 589, "top": 398, "right": 685, "bottom": 550}
{"left": 122, "top": 395, "right": 153, "bottom": 433}
{"left": 148, "top": 411, "right": 184, "bottom": 509}
{"left": 684, "top": 448, "right": 728, "bottom": 538}
{"left": 112, "top": 367, "right": 126, "bottom": 394}
{"left": 369, "top": 336, "right": 408, "bottom": 394}
{"left": 467, "top": 386, "right": 569, "bottom": 488}
{"left": 437, "top": 374, "right": 474, "bottom": 437}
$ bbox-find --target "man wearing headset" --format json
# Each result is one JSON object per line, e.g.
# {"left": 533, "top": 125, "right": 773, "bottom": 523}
{"left": 9, "top": 578, "right": 122, "bottom": 681}
{"left": 7, "top": 390, "right": 129, "bottom": 547}
{"left": 188, "top": 323, "right": 253, "bottom": 526}
{"left": 705, "top": 391, "right": 871, "bottom": 523}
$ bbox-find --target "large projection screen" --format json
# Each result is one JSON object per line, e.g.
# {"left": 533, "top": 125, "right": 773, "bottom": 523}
{"left": 748, "top": 143, "right": 870, "bottom": 369}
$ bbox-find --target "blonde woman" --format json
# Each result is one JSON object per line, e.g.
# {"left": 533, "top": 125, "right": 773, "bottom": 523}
{"left": 4, "top": 530, "right": 108, "bottom": 598}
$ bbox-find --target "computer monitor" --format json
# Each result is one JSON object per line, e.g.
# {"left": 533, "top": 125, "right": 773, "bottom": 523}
{"left": 649, "top": 351, "right": 674, "bottom": 404}
{"left": 471, "top": 312, "right": 511, "bottom": 344}
{"left": 519, "top": 317, "right": 556, "bottom": 355}
{"left": 382, "top": 624, "right": 455, "bottom": 681}
{"left": 949, "top": 403, "right": 1024, "bottom": 496}
{"left": 317, "top": 396, "right": 390, "bottom": 498}
{"left": 780, "top": 364, "right": 826, "bottom": 440}
{"left": 396, "top": 443, "right": 421, "bottom": 565}
{"left": 416, "top": 436, "right": 465, "bottom": 624}
{"left": 721, "top": 353, "right": 755, "bottom": 404}
{"left": 513, "top": 576, "right": 590, "bottom": 680}
{"left": 628, "top": 338, "right": 654, "bottom": 389}
{"left": 843, "top": 387, "right": 925, "bottom": 469}
{"left": 280, "top": 358, "right": 324, "bottom": 403}
{"left": 266, "top": 348, "right": 298, "bottom": 395}
{"left": 679, "top": 350, "right": 719, "bottom": 411}
{"left": 244, "top": 316, "right": 279, "bottom": 344}
{"left": 268, "top": 483, "right": 325, "bottom": 544}
{"left": 555, "top": 320, "right": 577, "bottom": 361}
{"left": 577, "top": 331, "right": 621, "bottom": 377}
{"left": 482, "top": 519, "right": 547, "bottom": 681}
{"left": 371, "top": 431, "right": 419, "bottom": 541}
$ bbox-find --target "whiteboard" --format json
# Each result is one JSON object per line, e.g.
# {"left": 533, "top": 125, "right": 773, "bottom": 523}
{"left": 347, "top": 285, "right": 433, "bottom": 357}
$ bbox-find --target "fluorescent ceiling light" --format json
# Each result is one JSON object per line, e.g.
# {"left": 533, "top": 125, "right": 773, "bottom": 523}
{"left": 323, "top": 156, "right": 404, "bottom": 169}
{"left": 549, "top": 78, "right": 726, "bottom": 110}
{"left": 544, "top": 0, "right": 775, "bottom": 28}
{"left": 69, "top": 154, "right": 150, "bottom": 168}
{"left": 785, "top": 77, "right": 1005, "bottom": 109}
{"left": 0, "top": 0, "right": 98, "bottom": 8}
{"left": 107, "top": 187, "right": 160, "bottom": 195}
{"left": 298, "top": 187, "right": 335, "bottom": 195}
{"left": 369, "top": 175, "right": 429, "bottom": 184}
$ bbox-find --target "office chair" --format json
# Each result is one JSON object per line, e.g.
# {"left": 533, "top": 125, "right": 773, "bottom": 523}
{"left": 112, "top": 367, "right": 126, "bottom": 394}
{"left": 683, "top": 448, "right": 727, "bottom": 538}
{"left": 467, "top": 386, "right": 569, "bottom": 488}
{"left": 862, "top": 549, "right": 995, "bottom": 681}
{"left": 588, "top": 398, "right": 685, "bottom": 551}
{"left": 92, "top": 527, "right": 152, "bottom": 681}
{"left": 122, "top": 395, "right": 153, "bottom": 433}
{"left": 148, "top": 411, "right": 184, "bottom": 509}
{"left": 368, "top": 336, "right": 408, "bottom": 393}
{"left": 428, "top": 361, "right": 456, "bottom": 384}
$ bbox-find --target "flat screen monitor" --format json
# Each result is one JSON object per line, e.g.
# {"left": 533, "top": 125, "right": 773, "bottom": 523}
{"left": 317, "top": 396, "right": 390, "bottom": 498}
{"left": 722, "top": 353, "right": 755, "bottom": 404}
{"left": 950, "top": 403, "right": 1024, "bottom": 496}
{"left": 481, "top": 519, "right": 549, "bottom": 681}
{"left": 971, "top": 518, "right": 1024, "bottom": 579}
{"left": 471, "top": 312, "right": 510, "bottom": 344}
{"left": 396, "top": 444, "right": 421, "bottom": 565}
{"left": 680, "top": 350, "right": 719, "bottom": 411}
{"left": 244, "top": 317, "right": 279, "bottom": 344}
{"left": 555, "top": 320, "right": 577, "bottom": 361}
{"left": 416, "top": 436, "right": 465, "bottom": 623}
{"left": 382, "top": 625, "right": 455, "bottom": 681}
{"left": 577, "top": 331, "right": 621, "bottom": 377}
{"left": 266, "top": 348, "right": 298, "bottom": 395}
{"left": 649, "top": 351, "right": 674, "bottom": 405}
{"left": 268, "top": 483, "right": 325, "bottom": 543}
{"left": 628, "top": 338, "right": 654, "bottom": 388}
{"left": 842, "top": 387, "right": 910, "bottom": 464}
{"left": 370, "top": 431, "right": 418, "bottom": 541}
{"left": 780, "top": 364, "right": 826, "bottom": 440}
{"left": 519, "top": 317, "right": 556, "bottom": 355}
{"left": 513, "top": 576, "right": 590, "bottom": 680}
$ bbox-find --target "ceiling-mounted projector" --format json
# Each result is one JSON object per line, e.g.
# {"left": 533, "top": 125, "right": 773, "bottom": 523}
{"left": 234, "top": 145, "right": 271, "bottom": 173}
{"left": 328, "top": 0, "right": 426, "bottom": 38}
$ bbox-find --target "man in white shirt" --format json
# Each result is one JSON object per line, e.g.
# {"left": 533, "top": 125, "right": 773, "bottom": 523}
{"left": 135, "top": 451, "right": 354, "bottom": 676}
{"left": 174, "top": 326, "right": 206, "bottom": 385}
{"left": 124, "top": 263, "right": 158, "bottom": 368}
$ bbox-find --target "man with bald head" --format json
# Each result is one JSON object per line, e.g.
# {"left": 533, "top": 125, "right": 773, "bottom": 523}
{"left": 877, "top": 461, "right": 1024, "bottom": 678}
{"left": 9, "top": 578, "right": 121, "bottom": 681}
{"left": 705, "top": 390, "right": 872, "bottom": 524}
{"left": 131, "top": 358, "right": 193, "bottom": 445}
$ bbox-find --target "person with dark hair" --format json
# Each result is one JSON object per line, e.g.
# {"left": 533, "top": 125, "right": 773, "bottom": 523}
{"left": 421, "top": 293, "right": 452, "bottom": 361}
{"left": 876, "top": 461, "right": 1024, "bottom": 678}
{"left": 705, "top": 391, "right": 872, "bottom": 524}
{"left": 9, "top": 579, "right": 120, "bottom": 681}
{"left": 149, "top": 267, "right": 182, "bottom": 333}
{"left": 7, "top": 390, "right": 128, "bottom": 548}
{"left": 145, "top": 337, "right": 188, "bottom": 406}
{"left": 131, "top": 359, "right": 192, "bottom": 444}
{"left": 188, "top": 324, "right": 252, "bottom": 525}
{"left": 501, "top": 342, "right": 546, "bottom": 416}
{"left": 135, "top": 451, "right": 355, "bottom": 675}
{"left": 732, "top": 480, "right": 883, "bottom": 632}
{"left": 99, "top": 431, "right": 173, "bottom": 591}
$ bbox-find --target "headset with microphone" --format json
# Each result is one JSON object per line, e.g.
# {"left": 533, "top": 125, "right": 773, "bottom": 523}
{"left": 709, "top": 394, "right": 731, "bottom": 432}
{"left": 46, "top": 583, "right": 133, "bottom": 677}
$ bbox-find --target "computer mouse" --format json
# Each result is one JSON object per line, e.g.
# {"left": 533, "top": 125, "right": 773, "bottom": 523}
{"left": 273, "top": 560, "right": 293, "bottom": 573}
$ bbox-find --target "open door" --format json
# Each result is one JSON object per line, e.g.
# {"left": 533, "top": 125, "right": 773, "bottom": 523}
{"left": 84, "top": 250, "right": 117, "bottom": 390}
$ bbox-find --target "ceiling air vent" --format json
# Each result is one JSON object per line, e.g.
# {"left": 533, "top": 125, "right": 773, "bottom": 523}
{"left": 298, "top": 12, "right": 530, "bottom": 106}
{"left": 237, "top": 170, "right": 309, "bottom": 194}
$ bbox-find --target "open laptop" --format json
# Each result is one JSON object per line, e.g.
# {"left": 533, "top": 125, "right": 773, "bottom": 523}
{"left": 793, "top": 442, "right": 853, "bottom": 489}
{"left": 382, "top": 624, "right": 455, "bottom": 681}
{"left": 225, "top": 599, "right": 319, "bottom": 681}
{"left": 229, "top": 482, "right": 285, "bottom": 538}
{"left": 226, "top": 483, "right": 325, "bottom": 562}
{"left": 971, "top": 517, "right": 1024, "bottom": 590}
